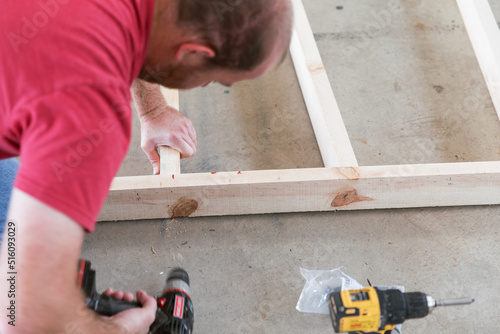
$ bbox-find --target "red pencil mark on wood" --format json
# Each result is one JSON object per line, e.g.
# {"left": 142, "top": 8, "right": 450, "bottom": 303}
{"left": 172, "top": 175, "right": 175, "bottom": 179}
{"left": 211, "top": 172, "right": 216, "bottom": 174}
{"left": 171, "top": 197, "right": 199, "bottom": 217}
{"left": 237, "top": 171, "right": 242, "bottom": 174}
{"left": 332, "top": 187, "right": 373, "bottom": 207}
{"left": 337, "top": 167, "right": 361, "bottom": 180}
{"left": 308, "top": 64, "right": 324, "bottom": 73}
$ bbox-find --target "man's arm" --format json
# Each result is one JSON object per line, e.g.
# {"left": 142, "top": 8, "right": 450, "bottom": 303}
{"left": 0, "top": 189, "right": 156, "bottom": 333}
{"left": 131, "top": 79, "right": 197, "bottom": 174}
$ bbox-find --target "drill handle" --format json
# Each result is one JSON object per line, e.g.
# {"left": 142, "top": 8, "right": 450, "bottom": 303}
{"left": 93, "top": 293, "right": 142, "bottom": 316}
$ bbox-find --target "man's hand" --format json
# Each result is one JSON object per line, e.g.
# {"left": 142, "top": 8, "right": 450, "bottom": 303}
{"left": 140, "top": 105, "right": 197, "bottom": 174}
{"left": 101, "top": 288, "right": 157, "bottom": 333}
{"left": 132, "top": 79, "right": 197, "bottom": 175}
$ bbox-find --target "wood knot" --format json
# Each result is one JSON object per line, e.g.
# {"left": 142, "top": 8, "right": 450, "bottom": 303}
{"left": 171, "top": 197, "right": 198, "bottom": 217}
{"left": 332, "top": 187, "right": 373, "bottom": 207}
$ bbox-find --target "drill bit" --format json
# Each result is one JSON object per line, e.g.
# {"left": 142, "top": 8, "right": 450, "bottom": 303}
{"left": 427, "top": 296, "right": 474, "bottom": 311}
{"left": 436, "top": 298, "right": 475, "bottom": 307}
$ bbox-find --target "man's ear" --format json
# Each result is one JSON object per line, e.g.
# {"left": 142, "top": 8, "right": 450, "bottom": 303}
{"left": 175, "top": 43, "right": 216, "bottom": 62}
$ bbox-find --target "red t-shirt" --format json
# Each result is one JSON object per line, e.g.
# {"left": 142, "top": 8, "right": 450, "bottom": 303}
{"left": 0, "top": 0, "right": 154, "bottom": 231}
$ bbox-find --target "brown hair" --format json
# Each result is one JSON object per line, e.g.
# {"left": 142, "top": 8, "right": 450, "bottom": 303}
{"left": 175, "top": 0, "right": 292, "bottom": 71}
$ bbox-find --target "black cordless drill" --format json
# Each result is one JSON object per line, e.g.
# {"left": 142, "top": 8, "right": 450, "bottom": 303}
{"left": 77, "top": 259, "right": 194, "bottom": 334}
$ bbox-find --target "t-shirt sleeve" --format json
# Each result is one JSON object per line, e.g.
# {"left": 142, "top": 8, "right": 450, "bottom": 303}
{"left": 13, "top": 85, "right": 131, "bottom": 232}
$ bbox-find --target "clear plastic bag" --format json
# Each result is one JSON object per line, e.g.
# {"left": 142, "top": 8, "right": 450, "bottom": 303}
{"left": 295, "top": 267, "right": 363, "bottom": 314}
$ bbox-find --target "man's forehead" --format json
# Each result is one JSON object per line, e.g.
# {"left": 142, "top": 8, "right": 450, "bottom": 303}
{"left": 262, "top": 37, "right": 290, "bottom": 74}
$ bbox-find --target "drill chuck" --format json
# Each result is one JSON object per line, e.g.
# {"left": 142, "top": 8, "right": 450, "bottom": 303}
{"left": 153, "top": 268, "right": 194, "bottom": 334}
{"left": 376, "top": 290, "right": 429, "bottom": 327}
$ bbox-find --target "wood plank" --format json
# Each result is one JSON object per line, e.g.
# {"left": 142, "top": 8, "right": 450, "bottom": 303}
{"left": 158, "top": 87, "right": 181, "bottom": 175}
{"left": 457, "top": 0, "right": 500, "bottom": 120}
{"left": 98, "top": 161, "right": 500, "bottom": 221}
{"left": 158, "top": 146, "right": 180, "bottom": 176}
{"left": 159, "top": 86, "right": 180, "bottom": 110}
{"left": 289, "top": 0, "right": 358, "bottom": 167}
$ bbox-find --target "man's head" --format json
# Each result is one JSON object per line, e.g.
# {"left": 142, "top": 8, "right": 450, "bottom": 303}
{"left": 140, "top": 0, "right": 293, "bottom": 89}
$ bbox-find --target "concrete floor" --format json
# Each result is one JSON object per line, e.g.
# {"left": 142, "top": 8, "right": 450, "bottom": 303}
{"left": 83, "top": 0, "right": 500, "bottom": 333}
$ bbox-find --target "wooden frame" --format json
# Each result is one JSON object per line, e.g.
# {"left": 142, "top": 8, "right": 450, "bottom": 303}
{"left": 98, "top": 0, "right": 500, "bottom": 221}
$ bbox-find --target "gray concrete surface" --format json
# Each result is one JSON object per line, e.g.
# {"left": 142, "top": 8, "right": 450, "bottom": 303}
{"left": 83, "top": 0, "right": 500, "bottom": 333}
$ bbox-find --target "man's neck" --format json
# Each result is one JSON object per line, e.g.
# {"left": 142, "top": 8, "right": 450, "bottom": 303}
{"left": 143, "top": 0, "right": 178, "bottom": 70}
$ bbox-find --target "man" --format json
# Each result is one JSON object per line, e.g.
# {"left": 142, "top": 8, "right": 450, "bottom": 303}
{"left": 0, "top": 0, "right": 292, "bottom": 332}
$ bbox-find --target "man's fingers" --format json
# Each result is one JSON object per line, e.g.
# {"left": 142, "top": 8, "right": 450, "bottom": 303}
{"left": 146, "top": 139, "right": 195, "bottom": 173}
{"left": 111, "top": 290, "right": 124, "bottom": 300}
{"left": 185, "top": 119, "right": 197, "bottom": 147}
{"left": 159, "top": 134, "right": 196, "bottom": 160}
{"left": 181, "top": 145, "right": 196, "bottom": 159}
{"left": 182, "top": 118, "right": 197, "bottom": 149}
{"left": 181, "top": 136, "right": 196, "bottom": 158}
{"left": 111, "top": 291, "right": 134, "bottom": 301}
{"left": 102, "top": 289, "right": 134, "bottom": 302}
{"left": 174, "top": 138, "right": 196, "bottom": 159}
{"left": 122, "top": 292, "right": 135, "bottom": 302}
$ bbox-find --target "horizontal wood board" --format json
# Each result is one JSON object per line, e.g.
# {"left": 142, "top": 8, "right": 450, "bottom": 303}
{"left": 99, "top": 161, "right": 500, "bottom": 221}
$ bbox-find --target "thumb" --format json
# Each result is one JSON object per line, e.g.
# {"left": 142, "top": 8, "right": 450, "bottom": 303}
{"left": 142, "top": 145, "right": 161, "bottom": 175}
{"left": 136, "top": 290, "right": 157, "bottom": 316}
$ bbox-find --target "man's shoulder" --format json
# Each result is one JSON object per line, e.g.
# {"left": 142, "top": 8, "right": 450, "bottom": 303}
{"left": 0, "top": 0, "right": 154, "bottom": 105}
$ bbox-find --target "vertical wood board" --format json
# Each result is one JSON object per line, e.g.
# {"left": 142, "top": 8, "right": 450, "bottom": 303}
{"left": 289, "top": 0, "right": 358, "bottom": 167}
{"left": 158, "top": 87, "right": 181, "bottom": 174}
{"left": 457, "top": 0, "right": 500, "bottom": 119}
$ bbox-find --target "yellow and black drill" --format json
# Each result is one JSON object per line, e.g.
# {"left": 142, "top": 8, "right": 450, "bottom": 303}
{"left": 329, "top": 286, "right": 474, "bottom": 334}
